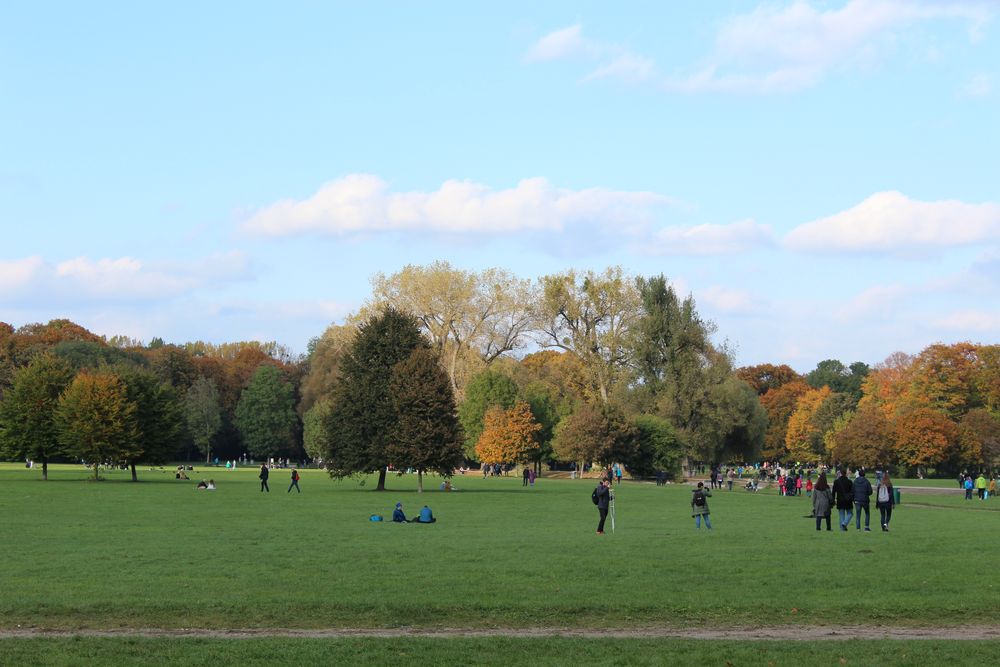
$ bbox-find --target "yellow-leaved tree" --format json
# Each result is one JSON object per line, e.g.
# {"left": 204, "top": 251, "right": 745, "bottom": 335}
{"left": 475, "top": 401, "right": 541, "bottom": 465}
{"left": 785, "top": 386, "right": 832, "bottom": 461}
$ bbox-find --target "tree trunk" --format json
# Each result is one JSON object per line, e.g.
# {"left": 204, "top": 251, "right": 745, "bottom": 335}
{"left": 42, "top": 456, "right": 48, "bottom": 481}
{"left": 376, "top": 468, "right": 387, "bottom": 491}
{"left": 417, "top": 469, "right": 423, "bottom": 493}
{"left": 206, "top": 448, "right": 210, "bottom": 464}
{"left": 130, "top": 461, "right": 138, "bottom": 482}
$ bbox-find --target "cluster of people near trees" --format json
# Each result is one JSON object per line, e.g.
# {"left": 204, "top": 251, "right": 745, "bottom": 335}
{"left": 960, "top": 473, "right": 996, "bottom": 500}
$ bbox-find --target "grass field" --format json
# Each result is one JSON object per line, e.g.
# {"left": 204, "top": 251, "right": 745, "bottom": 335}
{"left": 2, "top": 637, "right": 1000, "bottom": 666}
{"left": 2, "top": 463, "right": 999, "bottom": 664}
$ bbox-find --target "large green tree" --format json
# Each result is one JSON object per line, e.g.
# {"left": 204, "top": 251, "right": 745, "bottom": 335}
{"left": 323, "top": 308, "right": 427, "bottom": 491}
{"left": 552, "top": 404, "right": 636, "bottom": 476}
{"left": 806, "top": 359, "right": 870, "bottom": 401}
{"left": 0, "top": 354, "right": 75, "bottom": 480}
{"left": 234, "top": 365, "right": 299, "bottom": 460}
{"left": 303, "top": 398, "right": 332, "bottom": 462}
{"left": 118, "top": 366, "right": 184, "bottom": 480}
{"left": 457, "top": 369, "right": 519, "bottom": 458}
{"left": 55, "top": 370, "right": 139, "bottom": 481}
{"left": 184, "top": 376, "right": 223, "bottom": 463}
{"left": 386, "top": 347, "right": 464, "bottom": 492}
{"left": 630, "top": 414, "right": 683, "bottom": 479}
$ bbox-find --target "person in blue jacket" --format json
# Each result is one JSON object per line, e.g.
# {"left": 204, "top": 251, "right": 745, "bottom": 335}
{"left": 414, "top": 504, "right": 436, "bottom": 523}
{"left": 392, "top": 502, "right": 409, "bottom": 523}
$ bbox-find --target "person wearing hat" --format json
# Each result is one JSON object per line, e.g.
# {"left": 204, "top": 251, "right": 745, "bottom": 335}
{"left": 391, "top": 502, "right": 409, "bottom": 523}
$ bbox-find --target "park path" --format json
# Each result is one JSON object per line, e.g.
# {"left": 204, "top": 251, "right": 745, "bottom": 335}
{"left": 3, "top": 626, "right": 1000, "bottom": 640}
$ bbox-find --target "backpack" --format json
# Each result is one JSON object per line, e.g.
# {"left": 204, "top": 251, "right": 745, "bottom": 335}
{"left": 592, "top": 487, "right": 600, "bottom": 505}
{"left": 878, "top": 485, "right": 890, "bottom": 503}
{"left": 693, "top": 490, "right": 706, "bottom": 507}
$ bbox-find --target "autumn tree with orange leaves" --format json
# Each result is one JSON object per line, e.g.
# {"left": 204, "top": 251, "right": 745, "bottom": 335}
{"left": 475, "top": 401, "right": 542, "bottom": 465}
{"left": 784, "top": 386, "right": 831, "bottom": 461}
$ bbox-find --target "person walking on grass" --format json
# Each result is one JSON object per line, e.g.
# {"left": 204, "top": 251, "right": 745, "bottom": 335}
{"left": 523, "top": 466, "right": 530, "bottom": 487}
{"left": 988, "top": 477, "right": 997, "bottom": 500}
{"left": 691, "top": 481, "right": 712, "bottom": 530}
{"left": 288, "top": 468, "right": 301, "bottom": 493}
{"left": 964, "top": 475, "right": 974, "bottom": 500}
{"left": 812, "top": 473, "right": 833, "bottom": 531}
{"left": 853, "top": 468, "right": 873, "bottom": 531}
{"left": 832, "top": 468, "right": 854, "bottom": 531}
{"left": 876, "top": 473, "right": 895, "bottom": 531}
{"left": 976, "top": 473, "right": 988, "bottom": 500}
{"left": 594, "top": 479, "right": 611, "bottom": 535}
{"left": 259, "top": 463, "right": 270, "bottom": 493}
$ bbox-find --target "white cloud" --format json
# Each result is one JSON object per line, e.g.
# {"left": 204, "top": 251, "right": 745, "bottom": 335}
{"left": 585, "top": 53, "right": 657, "bottom": 83}
{"left": 524, "top": 24, "right": 657, "bottom": 84}
{"left": 0, "top": 252, "right": 252, "bottom": 305}
{"left": 698, "top": 285, "right": 768, "bottom": 315}
{"left": 785, "top": 191, "right": 1000, "bottom": 254}
{"left": 0, "top": 256, "right": 44, "bottom": 295}
{"left": 962, "top": 72, "right": 993, "bottom": 96}
{"left": 933, "top": 309, "right": 1000, "bottom": 331}
{"left": 243, "top": 174, "right": 673, "bottom": 237}
{"left": 836, "top": 283, "right": 908, "bottom": 321}
{"left": 529, "top": 2, "right": 993, "bottom": 94}
{"left": 523, "top": 24, "right": 589, "bottom": 63}
{"left": 643, "top": 219, "right": 775, "bottom": 255}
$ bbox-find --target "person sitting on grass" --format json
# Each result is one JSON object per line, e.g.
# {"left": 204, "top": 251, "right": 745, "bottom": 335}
{"left": 392, "top": 502, "right": 409, "bottom": 523}
{"left": 196, "top": 480, "right": 208, "bottom": 489}
{"left": 207, "top": 479, "right": 216, "bottom": 490}
{"left": 414, "top": 505, "right": 436, "bottom": 524}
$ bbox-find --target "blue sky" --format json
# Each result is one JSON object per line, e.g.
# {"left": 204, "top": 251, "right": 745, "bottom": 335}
{"left": 2, "top": 1, "right": 998, "bottom": 372}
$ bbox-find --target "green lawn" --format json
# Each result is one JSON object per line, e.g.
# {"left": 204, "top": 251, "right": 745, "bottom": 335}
{"left": 0, "top": 463, "right": 996, "bottom": 631}
{"left": 1, "top": 637, "right": 999, "bottom": 666}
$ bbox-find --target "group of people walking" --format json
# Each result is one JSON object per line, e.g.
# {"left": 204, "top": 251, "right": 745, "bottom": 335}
{"left": 811, "top": 469, "right": 895, "bottom": 532}
{"left": 258, "top": 464, "right": 301, "bottom": 493}
{"left": 961, "top": 473, "right": 997, "bottom": 500}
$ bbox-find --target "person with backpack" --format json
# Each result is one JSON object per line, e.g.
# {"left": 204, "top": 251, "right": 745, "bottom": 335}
{"left": 691, "top": 481, "right": 712, "bottom": 530}
{"left": 852, "top": 468, "right": 874, "bottom": 531}
{"left": 812, "top": 473, "right": 833, "bottom": 531}
{"left": 876, "top": 473, "right": 895, "bottom": 531}
{"left": 288, "top": 468, "right": 301, "bottom": 493}
{"left": 593, "top": 479, "right": 611, "bottom": 535}
{"left": 832, "top": 468, "right": 854, "bottom": 531}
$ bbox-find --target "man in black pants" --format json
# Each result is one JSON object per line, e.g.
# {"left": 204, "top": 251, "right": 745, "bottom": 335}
{"left": 259, "top": 463, "right": 270, "bottom": 492}
{"left": 595, "top": 479, "right": 611, "bottom": 535}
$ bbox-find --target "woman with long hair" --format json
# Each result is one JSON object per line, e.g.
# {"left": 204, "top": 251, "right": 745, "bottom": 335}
{"left": 876, "top": 473, "right": 895, "bottom": 531}
{"left": 812, "top": 473, "right": 833, "bottom": 531}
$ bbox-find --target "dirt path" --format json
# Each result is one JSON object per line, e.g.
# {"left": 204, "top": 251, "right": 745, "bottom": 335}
{"left": 3, "top": 626, "right": 1000, "bottom": 640}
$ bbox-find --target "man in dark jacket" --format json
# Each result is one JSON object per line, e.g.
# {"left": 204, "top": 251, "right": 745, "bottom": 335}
{"left": 595, "top": 479, "right": 611, "bottom": 535}
{"left": 832, "top": 468, "right": 854, "bottom": 531}
{"left": 259, "top": 463, "right": 269, "bottom": 493}
{"left": 852, "top": 469, "right": 874, "bottom": 531}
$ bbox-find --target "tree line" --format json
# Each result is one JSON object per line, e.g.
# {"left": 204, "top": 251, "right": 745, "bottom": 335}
{"left": 2, "top": 263, "right": 998, "bottom": 482}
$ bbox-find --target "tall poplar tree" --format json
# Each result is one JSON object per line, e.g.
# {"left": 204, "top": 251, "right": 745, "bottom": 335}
{"left": 234, "top": 365, "right": 298, "bottom": 459}
{"left": 185, "top": 377, "right": 223, "bottom": 463}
